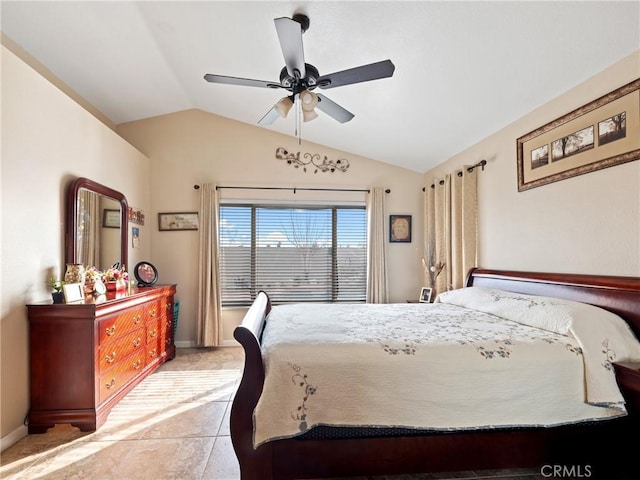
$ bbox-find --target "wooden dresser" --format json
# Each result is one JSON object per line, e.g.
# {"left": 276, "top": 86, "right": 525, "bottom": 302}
{"left": 26, "top": 284, "right": 177, "bottom": 433}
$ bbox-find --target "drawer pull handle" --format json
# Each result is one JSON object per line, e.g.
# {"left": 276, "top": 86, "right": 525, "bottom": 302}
{"left": 133, "top": 314, "right": 142, "bottom": 324}
{"left": 165, "top": 338, "right": 172, "bottom": 346}
{"left": 105, "top": 378, "right": 116, "bottom": 390}
{"left": 149, "top": 328, "right": 157, "bottom": 338}
{"left": 132, "top": 359, "right": 142, "bottom": 370}
{"left": 105, "top": 325, "right": 116, "bottom": 336}
{"left": 149, "top": 308, "right": 157, "bottom": 317}
{"left": 166, "top": 319, "right": 172, "bottom": 328}
{"left": 133, "top": 338, "right": 142, "bottom": 348}
{"left": 105, "top": 351, "right": 116, "bottom": 363}
{"left": 149, "top": 348, "right": 157, "bottom": 358}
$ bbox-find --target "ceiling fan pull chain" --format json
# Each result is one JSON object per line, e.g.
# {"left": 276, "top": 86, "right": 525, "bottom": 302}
{"left": 295, "top": 95, "right": 302, "bottom": 145}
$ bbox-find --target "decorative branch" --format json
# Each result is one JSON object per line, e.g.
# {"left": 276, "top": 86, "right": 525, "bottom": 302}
{"left": 276, "top": 147, "right": 350, "bottom": 174}
{"left": 422, "top": 243, "right": 445, "bottom": 289}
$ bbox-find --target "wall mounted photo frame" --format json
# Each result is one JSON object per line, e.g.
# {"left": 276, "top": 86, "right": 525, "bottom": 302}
{"left": 158, "top": 212, "right": 199, "bottom": 231}
{"left": 389, "top": 214, "right": 412, "bottom": 243}
{"left": 517, "top": 78, "right": 640, "bottom": 192}
{"left": 102, "top": 209, "right": 121, "bottom": 228}
{"left": 419, "top": 287, "right": 432, "bottom": 303}
{"left": 62, "top": 282, "right": 84, "bottom": 303}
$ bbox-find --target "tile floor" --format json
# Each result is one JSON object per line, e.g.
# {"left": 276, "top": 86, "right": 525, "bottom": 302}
{"left": 0, "top": 347, "right": 548, "bottom": 480}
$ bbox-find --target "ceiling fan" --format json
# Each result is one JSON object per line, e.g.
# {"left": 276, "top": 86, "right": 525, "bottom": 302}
{"left": 204, "top": 13, "right": 395, "bottom": 127}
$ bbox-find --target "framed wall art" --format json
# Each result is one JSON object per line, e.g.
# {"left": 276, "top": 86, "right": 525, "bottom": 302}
{"left": 158, "top": 212, "right": 199, "bottom": 231}
{"left": 102, "top": 209, "right": 120, "bottom": 228}
{"left": 389, "top": 214, "right": 411, "bottom": 243}
{"left": 517, "top": 78, "right": 640, "bottom": 192}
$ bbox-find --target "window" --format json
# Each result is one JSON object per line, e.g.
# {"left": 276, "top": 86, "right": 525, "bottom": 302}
{"left": 219, "top": 204, "right": 367, "bottom": 305}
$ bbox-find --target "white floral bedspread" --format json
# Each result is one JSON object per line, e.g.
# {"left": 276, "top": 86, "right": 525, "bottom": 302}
{"left": 252, "top": 288, "right": 640, "bottom": 447}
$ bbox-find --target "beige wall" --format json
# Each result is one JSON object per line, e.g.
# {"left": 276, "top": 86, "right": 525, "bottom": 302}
{"left": 117, "top": 110, "right": 426, "bottom": 346}
{"left": 1, "top": 46, "right": 151, "bottom": 446}
{"left": 424, "top": 51, "right": 640, "bottom": 277}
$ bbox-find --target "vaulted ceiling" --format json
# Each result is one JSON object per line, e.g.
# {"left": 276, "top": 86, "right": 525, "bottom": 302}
{"left": 2, "top": 1, "right": 638, "bottom": 173}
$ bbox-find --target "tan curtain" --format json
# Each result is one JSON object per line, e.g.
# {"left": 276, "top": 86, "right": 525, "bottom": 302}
{"left": 196, "top": 183, "right": 222, "bottom": 346}
{"left": 366, "top": 187, "right": 388, "bottom": 303}
{"left": 77, "top": 189, "right": 100, "bottom": 267}
{"left": 425, "top": 167, "right": 478, "bottom": 296}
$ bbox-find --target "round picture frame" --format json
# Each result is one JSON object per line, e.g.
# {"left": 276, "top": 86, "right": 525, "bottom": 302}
{"left": 134, "top": 261, "right": 158, "bottom": 287}
{"left": 94, "top": 279, "right": 107, "bottom": 295}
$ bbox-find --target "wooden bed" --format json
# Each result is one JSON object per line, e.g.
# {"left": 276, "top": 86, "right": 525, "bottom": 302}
{"left": 230, "top": 268, "right": 640, "bottom": 479}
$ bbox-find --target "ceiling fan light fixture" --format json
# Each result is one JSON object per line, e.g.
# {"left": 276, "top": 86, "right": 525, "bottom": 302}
{"left": 302, "top": 108, "right": 318, "bottom": 122}
{"left": 300, "top": 90, "right": 318, "bottom": 111}
{"left": 274, "top": 96, "right": 294, "bottom": 118}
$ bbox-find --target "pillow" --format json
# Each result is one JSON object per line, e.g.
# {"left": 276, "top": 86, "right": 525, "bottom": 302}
{"left": 437, "top": 286, "right": 580, "bottom": 335}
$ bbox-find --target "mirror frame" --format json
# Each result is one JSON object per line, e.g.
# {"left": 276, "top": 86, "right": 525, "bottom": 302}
{"left": 66, "top": 177, "right": 128, "bottom": 270}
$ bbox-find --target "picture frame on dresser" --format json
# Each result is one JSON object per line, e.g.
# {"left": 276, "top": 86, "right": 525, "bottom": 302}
{"left": 62, "top": 282, "right": 83, "bottom": 303}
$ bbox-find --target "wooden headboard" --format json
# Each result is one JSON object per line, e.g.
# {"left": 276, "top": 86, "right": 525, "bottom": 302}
{"left": 466, "top": 268, "right": 640, "bottom": 339}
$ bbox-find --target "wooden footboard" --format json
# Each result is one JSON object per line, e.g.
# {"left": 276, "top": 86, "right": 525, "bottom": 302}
{"left": 230, "top": 271, "right": 639, "bottom": 479}
{"left": 230, "top": 291, "right": 273, "bottom": 479}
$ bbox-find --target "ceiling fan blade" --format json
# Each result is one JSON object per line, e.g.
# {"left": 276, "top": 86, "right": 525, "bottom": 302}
{"left": 317, "top": 60, "right": 395, "bottom": 89}
{"left": 316, "top": 94, "right": 355, "bottom": 123}
{"left": 274, "top": 17, "right": 306, "bottom": 79}
{"left": 204, "top": 74, "right": 282, "bottom": 89}
{"left": 258, "top": 106, "right": 281, "bottom": 125}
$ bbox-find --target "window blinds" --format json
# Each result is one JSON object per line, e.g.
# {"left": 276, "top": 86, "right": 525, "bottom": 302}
{"left": 219, "top": 204, "right": 366, "bottom": 305}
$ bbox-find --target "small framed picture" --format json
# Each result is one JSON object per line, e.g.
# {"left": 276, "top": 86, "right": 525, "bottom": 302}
{"left": 389, "top": 214, "right": 412, "bottom": 243}
{"left": 103, "top": 209, "right": 120, "bottom": 228}
{"left": 419, "top": 287, "right": 432, "bottom": 303}
{"left": 63, "top": 283, "right": 85, "bottom": 303}
{"left": 158, "top": 212, "right": 199, "bottom": 231}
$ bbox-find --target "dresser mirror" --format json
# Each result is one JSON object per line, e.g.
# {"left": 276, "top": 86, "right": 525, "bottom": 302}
{"left": 66, "top": 177, "right": 128, "bottom": 271}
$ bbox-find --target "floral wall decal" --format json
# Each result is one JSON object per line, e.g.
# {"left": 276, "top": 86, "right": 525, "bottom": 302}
{"left": 276, "top": 147, "right": 350, "bottom": 173}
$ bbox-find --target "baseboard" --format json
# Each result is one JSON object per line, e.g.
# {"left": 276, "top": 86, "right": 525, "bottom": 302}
{"left": 1, "top": 424, "right": 27, "bottom": 453}
{"left": 174, "top": 340, "right": 239, "bottom": 348}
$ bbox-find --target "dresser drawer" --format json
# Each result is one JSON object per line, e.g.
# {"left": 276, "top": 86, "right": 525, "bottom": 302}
{"left": 98, "top": 349, "right": 146, "bottom": 404}
{"left": 146, "top": 341, "right": 161, "bottom": 363}
{"left": 164, "top": 316, "right": 174, "bottom": 343}
{"left": 99, "top": 307, "right": 145, "bottom": 345}
{"left": 162, "top": 296, "right": 174, "bottom": 318}
{"left": 98, "top": 327, "right": 145, "bottom": 373}
{"left": 145, "top": 300, "right": 162, "bottom": 322}
{"left": 146, "top": 317, "right": 163, "bottom": 344}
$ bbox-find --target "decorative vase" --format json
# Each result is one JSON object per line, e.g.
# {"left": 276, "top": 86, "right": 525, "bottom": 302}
{"left": 116, "top": 278, "right": 127, "bottom": 292}
{"left": 64, "top": 263, "right": 86, "bottom": 286}
{"left": 105, "top": 281, "right": 117, "bottom": 292}
{"left": 84, "top": 282, "right": 95, "bottom": 295}
{"left": 51, "top": 292, "right": 65, "bottom": 304}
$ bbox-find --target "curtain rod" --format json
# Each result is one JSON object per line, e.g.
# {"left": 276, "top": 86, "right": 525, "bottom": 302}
{"left": 194, "top": 185, "right": 391, "bottom": 194}
{"left": 423, "top": 160, "right": 487, "bottom": 191}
